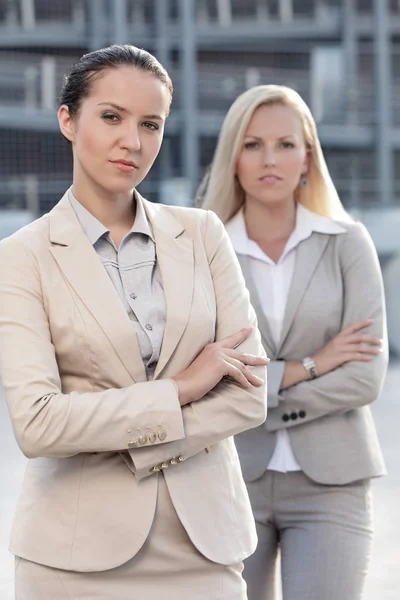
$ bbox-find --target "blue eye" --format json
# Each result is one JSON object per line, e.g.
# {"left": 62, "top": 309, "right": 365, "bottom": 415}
{"left": 281, "top": 141, "right": 294, "bottom": 148}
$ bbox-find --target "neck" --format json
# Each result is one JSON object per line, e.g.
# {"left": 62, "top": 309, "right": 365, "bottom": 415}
{"left": 244, "top": 196, "right": 297, "bottom": 245}
{"left": 72, "top": 175, "right": 135, "bottom": 231}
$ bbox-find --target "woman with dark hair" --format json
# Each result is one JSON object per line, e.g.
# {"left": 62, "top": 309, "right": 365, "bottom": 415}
{"left": 0, "top": 44, "right": 268, "bottom": 599}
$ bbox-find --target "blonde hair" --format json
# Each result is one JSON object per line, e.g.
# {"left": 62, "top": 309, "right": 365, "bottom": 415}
{"left": 199, "top": 85, "right": 351, "bottom": 223}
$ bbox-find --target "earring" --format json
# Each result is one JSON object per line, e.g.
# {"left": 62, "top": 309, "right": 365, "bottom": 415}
{"left": 300, "top": 174, "right": 307, "bottom": 187}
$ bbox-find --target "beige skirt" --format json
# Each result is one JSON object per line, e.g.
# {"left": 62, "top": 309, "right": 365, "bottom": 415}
{"left": 15, "top": 474, "right": 247, "bottom": 600}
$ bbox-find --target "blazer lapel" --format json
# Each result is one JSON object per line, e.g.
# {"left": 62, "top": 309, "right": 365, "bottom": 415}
{"left": 49, "top": 193, "right": 146, "bottom": 383}
{"left": 236, "top": 254, "right": 276, "bottom": 357}
{"left": 142, "top": 198, "right": 194, "bottom": 379}
{"left": 277, "top": 233, "right": 330, "bottom": 354}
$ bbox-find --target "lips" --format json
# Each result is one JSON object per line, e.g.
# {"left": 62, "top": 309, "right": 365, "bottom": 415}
{"left": 259, "top": 174, "right": 282, "bottom": 182}
{"left": 110, "top": 159, "right": 139, "bottom": 173}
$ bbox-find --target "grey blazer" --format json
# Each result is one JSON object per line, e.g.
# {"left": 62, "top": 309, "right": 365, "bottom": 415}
{"left": 235, "top": 220, "right": 388, "bottom": 485}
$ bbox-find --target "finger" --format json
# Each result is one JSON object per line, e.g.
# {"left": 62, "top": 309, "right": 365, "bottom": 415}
{"left": 222, "top": 363, "right": 252, "bottom": 389}
{"left": 353, "top": 353, "right": 374, "bottom": 362}
{"left": 349, "top": 334, "right": 383, "bottom": 346}
{"left": 224, "top": 358, "right": 264, "bottom": 387}
{"left": 341, "top": 319, "right": 373, "bottom": 335}
{"left": 218, "top": 327, "right": 253, "bottom": 350}
{"left": 224, "top": 349, "right": 270, "bottom": 366}
{"left": 344, "top": 352, "right": 374, "bottom": 363}
{"left": 346, "top": 344, "right": 382, "bottom": 355}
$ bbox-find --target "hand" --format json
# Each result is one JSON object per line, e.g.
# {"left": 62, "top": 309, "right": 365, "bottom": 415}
{"left": 312, "top": 319, "right": 383, "bottom": 377}
{"left": 172, "top": 327, "right": 270, "bottom": 406}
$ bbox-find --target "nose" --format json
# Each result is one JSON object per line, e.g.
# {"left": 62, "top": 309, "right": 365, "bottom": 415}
{"left": 262, "top": 145, "right": 276, "bottom": 166}
{"left": 120, "top": 123, "right": 141, "bottom": 153}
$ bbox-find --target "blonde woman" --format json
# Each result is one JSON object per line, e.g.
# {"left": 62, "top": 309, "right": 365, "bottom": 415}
{"left": 199, "top": 85, "right": 387, "bottom": 600}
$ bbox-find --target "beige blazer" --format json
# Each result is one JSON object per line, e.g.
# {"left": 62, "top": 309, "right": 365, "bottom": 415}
{"left": 0, "top": 192, "right": 267, "bottom": 572}
{"left": 235, "top": 220, "right": 387, "bottom": 485}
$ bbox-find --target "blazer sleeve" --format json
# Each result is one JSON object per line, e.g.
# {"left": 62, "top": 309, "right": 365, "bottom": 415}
{"left": 265, "top": 222, "right": 388, "bottom": 432}
{"left": 0, "top": 235, "right": 186, "bottom": 459}
{"left": 131, "top": 210, "right": 268, "bottom": 479}
{"left": 265, "top": 360, "right": 286, "bottom": 408}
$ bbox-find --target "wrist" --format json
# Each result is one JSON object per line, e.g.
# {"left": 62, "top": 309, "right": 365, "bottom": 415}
{"left": 172, "top": 374, "right": 194, "bottom": 406}
{"left": 281, "top": 361, "right": 309, "bottom": 390}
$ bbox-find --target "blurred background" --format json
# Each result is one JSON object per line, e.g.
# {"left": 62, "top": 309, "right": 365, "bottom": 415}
{"left": 0, "top": 1, "right": 399, "bottom": 598}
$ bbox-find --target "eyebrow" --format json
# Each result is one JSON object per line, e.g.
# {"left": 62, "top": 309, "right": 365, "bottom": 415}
{"left": 244, "top": 134, "right": 296, "bottom": 141}
{"left": 97, "top": 102, "right": 164, "bottom": 120}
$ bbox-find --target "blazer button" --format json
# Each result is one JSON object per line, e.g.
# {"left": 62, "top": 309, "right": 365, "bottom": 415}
{"left": 282, "top": 414, "right": 290, "bottom": 422}
{"left": 290, "top": 412, "right": 298, "bottom": 421}
{"left": 299, "top": 410, "right": 306, "bottom": 419}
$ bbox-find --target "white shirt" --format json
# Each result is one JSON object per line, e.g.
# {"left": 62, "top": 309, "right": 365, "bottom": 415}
{"left": 226, "top": 203, "right": 345, "bottom": 472}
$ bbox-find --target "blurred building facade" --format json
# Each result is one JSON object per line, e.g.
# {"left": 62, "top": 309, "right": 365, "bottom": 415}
{"left": 4, "top": 0, "right": 400, "bottom": 352}
{"left": 0, "top": 0, "right": 398, "bottom": 213}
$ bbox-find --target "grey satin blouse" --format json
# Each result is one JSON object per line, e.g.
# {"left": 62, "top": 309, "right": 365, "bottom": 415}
{"left": 69, "top": 188, "right": 166, "bottom": 381}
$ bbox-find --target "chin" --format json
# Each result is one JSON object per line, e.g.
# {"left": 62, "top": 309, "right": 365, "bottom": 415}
{"left": 102, "top": 179, "right": 137, "bottom": 195}
{"left": 256, "top": 194, "right": 287, "bottom": 206}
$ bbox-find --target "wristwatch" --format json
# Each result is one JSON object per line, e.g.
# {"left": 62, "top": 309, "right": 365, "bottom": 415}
{"left": 302, "top": 356, "right": 317, "bottom": 380}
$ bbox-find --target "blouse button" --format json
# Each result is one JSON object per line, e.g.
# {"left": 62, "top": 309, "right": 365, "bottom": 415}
{"left": 130, "top": 293, "right": 137, "bottom": 300}
{"left": 145, "top": 324, "right": 153, "bottom": 331}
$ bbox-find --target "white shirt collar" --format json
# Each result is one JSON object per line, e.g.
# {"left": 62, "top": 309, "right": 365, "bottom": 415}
{"left": 225, "top": 203, "right": 346, "bottom": 265}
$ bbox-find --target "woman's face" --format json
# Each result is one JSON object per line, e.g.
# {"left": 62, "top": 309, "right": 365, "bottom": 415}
{"left": 236, "top": 103, "right": 309, "bottom": 208}
{"left": 58, "top": 66, "right": 170, "bottom": 195}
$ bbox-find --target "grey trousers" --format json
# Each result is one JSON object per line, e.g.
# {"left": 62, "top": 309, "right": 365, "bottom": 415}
{"left": 243, "top": 470, "right": 373, "bottom": 600}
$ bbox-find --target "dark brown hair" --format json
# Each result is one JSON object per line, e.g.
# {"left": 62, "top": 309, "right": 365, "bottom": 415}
{"left": 59, "top": 43, "right": 173, "bottom": 118}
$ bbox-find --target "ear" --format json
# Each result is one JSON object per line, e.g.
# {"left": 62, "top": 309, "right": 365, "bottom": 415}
{"left": 58, "top": 105, "right": 76, "bottom": 143}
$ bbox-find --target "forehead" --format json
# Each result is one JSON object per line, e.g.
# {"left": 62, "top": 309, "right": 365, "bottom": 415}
{"left": 83, "top": 65, "right": 170, "bottom": 116}
{"left": 245, "top": 103, "right": 304, "bottom": 137}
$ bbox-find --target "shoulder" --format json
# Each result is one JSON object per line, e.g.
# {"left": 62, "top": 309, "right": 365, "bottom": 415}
{"left": 152, "top": 203, "right": 230, "bottom": 264}
{"left": 156, "top": 202, "right": 210, "bottom": 229}
{"left": 0, "top": 213, "right": 50, "bottom": 260}
{"left": 331, "top": 219, "right": 380, "bottom": 275}
{"left": 146, "top": 200, "right": 224, "bottom": 241}
{"left": 334, "top": 219, "right": 376, "bottom": 253}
